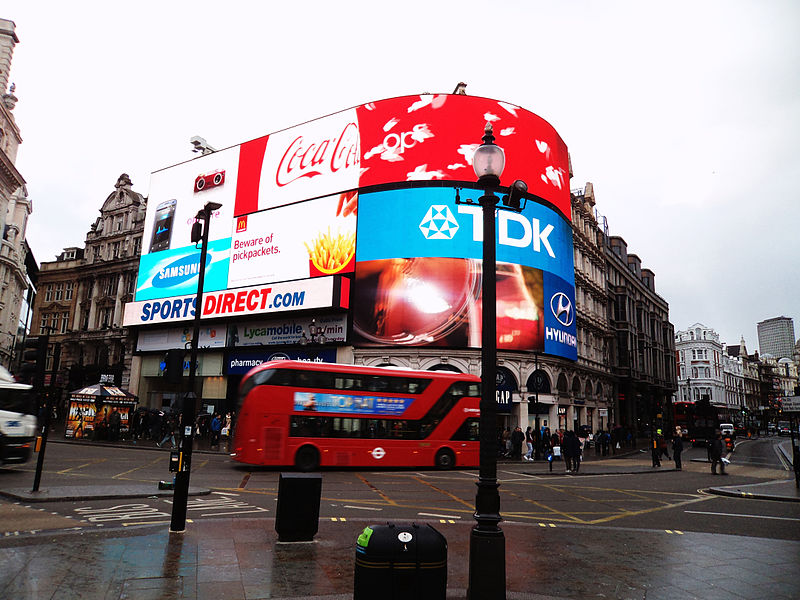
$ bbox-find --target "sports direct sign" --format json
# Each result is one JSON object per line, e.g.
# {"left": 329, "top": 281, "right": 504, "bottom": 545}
{"left": 123, "top": 277, "right": 336, "bottom": 326}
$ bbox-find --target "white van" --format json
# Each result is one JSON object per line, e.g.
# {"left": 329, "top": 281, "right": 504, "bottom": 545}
{"left": 0, "top": 365, "right": 38, "bottom": 465}
{"left": 720, "top": 423, "right": 734, "bottom": 436}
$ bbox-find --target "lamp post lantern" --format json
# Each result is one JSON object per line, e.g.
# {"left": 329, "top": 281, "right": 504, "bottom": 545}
{"left": 170, "top": 200, "right": 221, "bottom": 533}
{"left": 467, "top": 122, "right": 507, "bottom": 600}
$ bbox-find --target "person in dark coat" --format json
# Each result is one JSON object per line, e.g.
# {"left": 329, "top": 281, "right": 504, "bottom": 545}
{"left": 671, "top": 427, "right": 684, "bottom": 470}
{"left": 510, "top": 426, "right": 525, "bottom": 460}
{"left": 710, "top": 432, "right": 727, "bottom": 475}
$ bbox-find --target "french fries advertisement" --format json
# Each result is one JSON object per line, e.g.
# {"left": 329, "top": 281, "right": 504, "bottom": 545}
{"left": 228, "top": 191, "right": 357, "bottom": 288}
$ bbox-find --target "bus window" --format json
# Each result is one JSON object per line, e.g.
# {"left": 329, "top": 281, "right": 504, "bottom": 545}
{"left": 452, "top": 418, "right": 480, "bottom": 441}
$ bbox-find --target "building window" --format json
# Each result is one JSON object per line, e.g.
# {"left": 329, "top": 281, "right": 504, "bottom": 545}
{"left": 132, "top": 236, "right": 142, "bottom": 256}
{"left": 60, "top": 312, "right": 70, "bottom": 333}
{"left": 40, "top": 314, "right": 49, "bottom": 334}
{"left": 100, "top": 307, "right": 113, "bottom": 329}
{"left": 54, "top": 283, "right": 63, "bottom": 301}
{"left": 44, "top": 285, "right": 53, "bottom": 302}
{"left": 112, "top": 241, "right": 121, "bottom": 258}
{"left": 64, "top": 249, "right": 76, "bottom": 260}
{"left": 65, "top": 282, "right": 73, "bottom": 301}
{"left": 103, "top": 276, "right": 116, "bottom": 296}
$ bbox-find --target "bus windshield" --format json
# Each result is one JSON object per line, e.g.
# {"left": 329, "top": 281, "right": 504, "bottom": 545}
{"left": 0, "top": 387, "right": 37, "bottom": 415}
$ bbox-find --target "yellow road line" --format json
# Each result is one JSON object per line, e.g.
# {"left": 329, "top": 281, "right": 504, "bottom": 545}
{"left": 412, "top": 476, "right": 474, "bottom": 509}
{"left": 356, "top": 474, "right": 399, "bottom": 506}
{"left": 112, "top": 456, "right": 164, "bottom": 479}
{"left": 588, "top": 495, "right": 713, "bottom": 525}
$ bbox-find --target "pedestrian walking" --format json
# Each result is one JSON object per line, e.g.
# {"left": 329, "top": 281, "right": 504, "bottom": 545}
{"left": 672, "top": 428, "right": 683, "bottom": 470}
{"left": 562, "top": 430, "right": 575, "bottom": 472}
{"left": 108, "top": 408, "right": 121, "bottom": 442}
{"left": 710, "top": 431, "right": 727, "bottom": 475}
{"left": 524, "top": 426, "right": 534, "bottom": 461}
{"left": 210, "top": 413, "right": 222, "bottom": 448}
{"left": 157, "top": 414, "right": 177, "bottom": 448}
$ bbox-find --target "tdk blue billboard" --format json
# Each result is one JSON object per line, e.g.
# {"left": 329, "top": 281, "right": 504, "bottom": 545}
{"left": 353, "top": 186, "right": 577, "bottom": 361}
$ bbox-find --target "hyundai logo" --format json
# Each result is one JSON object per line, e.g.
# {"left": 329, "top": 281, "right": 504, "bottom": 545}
{"left": 419, "top": 205, "right": 459, "bottom": 240}
{"left": 550, "top": 292, "right": 574, "bottom": 327}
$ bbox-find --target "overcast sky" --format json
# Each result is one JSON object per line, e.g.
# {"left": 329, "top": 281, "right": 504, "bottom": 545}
{"left": 4, "top": 0, "right": 799, "bottom": 353}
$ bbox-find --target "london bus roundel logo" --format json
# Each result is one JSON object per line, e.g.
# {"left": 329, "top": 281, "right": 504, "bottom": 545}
{"left": 371, "top": 447, "right": 386, "bottom": 460}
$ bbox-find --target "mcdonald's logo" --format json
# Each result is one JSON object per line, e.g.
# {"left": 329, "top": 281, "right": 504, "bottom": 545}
{"left": 236, "top": 216, "right": 248, "bottom": 233}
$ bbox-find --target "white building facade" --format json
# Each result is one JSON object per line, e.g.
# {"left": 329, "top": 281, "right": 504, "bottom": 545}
{"left": 675, "top": 323, "right": 726, "bottom": 415}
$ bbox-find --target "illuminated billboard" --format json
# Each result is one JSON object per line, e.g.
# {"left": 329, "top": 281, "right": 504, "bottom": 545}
{"left": 131, "top": 93, "right": 574, "bottom": 359}
{"left": 352, "top": 187, "right": 577, "bottom": 359}
{"left": 233, "top": 95, "right": 568, "bottom": 219}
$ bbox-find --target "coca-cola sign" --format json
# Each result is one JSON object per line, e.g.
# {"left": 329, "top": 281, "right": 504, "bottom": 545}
{"left": 276, "top": 121, "right": 360, "bottom": 186}
{"left": 252, "top": 108, "right": 361, "bottom": 213}
{"left": 233, "top": 94, "right": 569, "bottom": 221}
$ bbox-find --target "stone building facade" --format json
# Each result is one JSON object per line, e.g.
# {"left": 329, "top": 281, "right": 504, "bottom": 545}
{"left": 0, "top": 19, "right": 32, "bottom": 368}
{"left": 29, "top": 174, "right": 145, "bottom": 401}
{"left": 605, "top": 228, "right": 677, "bottom": 433}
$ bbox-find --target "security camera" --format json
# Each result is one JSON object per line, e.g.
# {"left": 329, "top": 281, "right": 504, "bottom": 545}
{"left": 190, "top": 136, "right": 217, "bottom": 155}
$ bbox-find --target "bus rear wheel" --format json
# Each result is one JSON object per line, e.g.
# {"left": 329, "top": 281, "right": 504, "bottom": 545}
{"left": 295, "top": 445, "right": 320, "bottom": 472}
{"left": 434, "top": 448, "right": 455, "bottom": 470}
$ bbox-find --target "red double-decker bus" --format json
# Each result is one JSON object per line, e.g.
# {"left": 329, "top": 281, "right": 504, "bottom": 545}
{"left": 231, "top": 361, "right": 482, "bottom": 470}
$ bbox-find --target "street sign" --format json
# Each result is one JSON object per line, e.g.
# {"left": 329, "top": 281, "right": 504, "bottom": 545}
{"left": 782, "top": 396, "right": 800, "bottom": 413}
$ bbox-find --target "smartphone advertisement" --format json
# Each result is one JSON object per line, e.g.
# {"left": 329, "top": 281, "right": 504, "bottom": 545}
{"left": 136, "top": 146, "right": 239, "bottom": 302}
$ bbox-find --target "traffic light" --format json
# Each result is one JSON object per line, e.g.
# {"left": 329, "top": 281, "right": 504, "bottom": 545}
{"left": 17, "top": 336, "right": 48, "bottom": 387}
{"left": 164, "top": 349, "right": 184, "bottom": 384}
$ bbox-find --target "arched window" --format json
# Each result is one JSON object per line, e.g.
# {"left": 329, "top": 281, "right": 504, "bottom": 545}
{"left": 572, "top": 377, "right": 582, "bottom": 396}
{"left": 428, "top": 364, "right": 461, "bottom": 373}
{"left": 526, "top": 370, "right": 551, "bottom": 394}
{"left": 596, "top": 383, "right": 603, "bottom": 398}
{"left": 557, "top": 373, "right": 568, "bottom": 393}
{"left": 584, "top": 381, "right": 593, "bottom": 399}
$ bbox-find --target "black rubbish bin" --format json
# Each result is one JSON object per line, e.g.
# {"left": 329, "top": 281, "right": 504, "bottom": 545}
{"left": 275, "top": 472, "right": 321, "bottom": 542}
{"left": 354, "top": 522, "right": 447, "bottom": 600}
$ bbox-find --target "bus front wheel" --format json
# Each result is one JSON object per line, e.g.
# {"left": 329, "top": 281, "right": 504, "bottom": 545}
{"left": 295, "top": 445, "right": 320, "bottom": 472}
{"left": 434, "top": 448, "right": 455, "bottom": 470}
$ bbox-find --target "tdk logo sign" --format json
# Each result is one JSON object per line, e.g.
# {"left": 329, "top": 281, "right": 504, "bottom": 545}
{"left": 420, "top": 204, "right": 557, "bottom": 258}
{"left": 419, "top": 205, "right": 459, "bottom": 240}
{"left": 152, "top": 253, "right": 210, "bottom": 288}
{"left": 550, "top": 292, "right": 573, "bottom": 326}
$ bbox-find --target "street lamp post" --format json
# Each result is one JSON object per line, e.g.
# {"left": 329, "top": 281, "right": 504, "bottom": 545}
{"left": 465, "top": 123, "right": 527, "bottom": 600}
{"left": 170, "top": 201, "right": 221, "bottom": 533}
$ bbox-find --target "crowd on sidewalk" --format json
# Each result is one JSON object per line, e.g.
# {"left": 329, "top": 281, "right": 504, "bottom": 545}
{"left": 498, "top": 424, "right": 638, "bottom": 472}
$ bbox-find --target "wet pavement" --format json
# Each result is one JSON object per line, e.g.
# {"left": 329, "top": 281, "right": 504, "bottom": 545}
{"left": 1, "top": 514, "right": 799, "bottom": 599}
{"left": 2, "top": 435, "right": 797, "bottom": 599}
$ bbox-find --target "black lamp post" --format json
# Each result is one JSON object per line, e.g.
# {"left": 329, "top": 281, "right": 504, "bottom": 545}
{"left": 466, "top": 122, "right": 526, "bottom": 600}
{"left": 170, "top": 200, "right": 221, "bottom": 533}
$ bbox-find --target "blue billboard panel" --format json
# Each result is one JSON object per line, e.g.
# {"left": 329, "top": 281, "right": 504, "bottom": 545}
{"left": 135, "top": 238, "right": 231, "bottom": 301}
{"left": 356, "top": 187, "right": 574, "bottom": 283}
{"left": 352, "top": 186, "right": 576, "bottom": 360}
{"left": 543, "top": 272, "right": 578, "bottom": 361}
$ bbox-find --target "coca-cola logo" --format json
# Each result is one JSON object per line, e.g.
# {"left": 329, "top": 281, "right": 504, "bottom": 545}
{"left": 276, "top": 121, "right": 360, "bottom": 187}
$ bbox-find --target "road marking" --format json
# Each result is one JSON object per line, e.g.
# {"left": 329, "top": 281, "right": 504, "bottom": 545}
{"left": 74, "top": 504, "right": 170, "bottom": 522}
{"left": 112, "top": 456, "right": 163, "bottom": 479}
{"left": 356, "top": 474, "right": 398, "bottom": 506}
{"left": 418, "top": 512, "right": 461, "bottom": 519}
{"left": 331, "top": 517, "right": 347, "bottom": 522}
{"left": 665, "top": 530, "right": 684, "bottom": 534}
{"left": 438, "top": 519, "right": 456, "bottom": 524}
{"left": 685, "top": 510, "right": 800, "bottom": 522}
{"left": 412, "top": 476, "right": 474, "bottom": 509}
{"left": 343, "top": 505, "right": 382, "bottom": 511}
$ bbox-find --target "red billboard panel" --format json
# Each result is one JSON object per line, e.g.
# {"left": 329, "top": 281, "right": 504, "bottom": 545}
{"left": 234, "top": 94, "right": 569, "bottom": 220}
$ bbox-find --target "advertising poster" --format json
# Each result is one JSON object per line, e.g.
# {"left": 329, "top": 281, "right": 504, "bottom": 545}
{"left": 135, "top": 146, "right": 239, "bottom": 302}
{"left": 64, "top": 399, "right": 136, "bottom": 438}
{"left": 352, "top": 186, "right": 577, "bottom": 359}
{"left": 233, "top": 94, "right": 569, "bottom": 220}
{"left": 293, "top": 391, "right": 413, "bottom": 416}
{"left": 228, "top": 192, "right": 357, "bottom": 289}
{"left": 228, "top": 314, "right": 347, "bottom": 347}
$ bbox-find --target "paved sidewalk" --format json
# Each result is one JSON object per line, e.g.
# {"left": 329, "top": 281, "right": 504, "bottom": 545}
{"left": 1, "top": 516, "right": 798, "bottom": 599}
